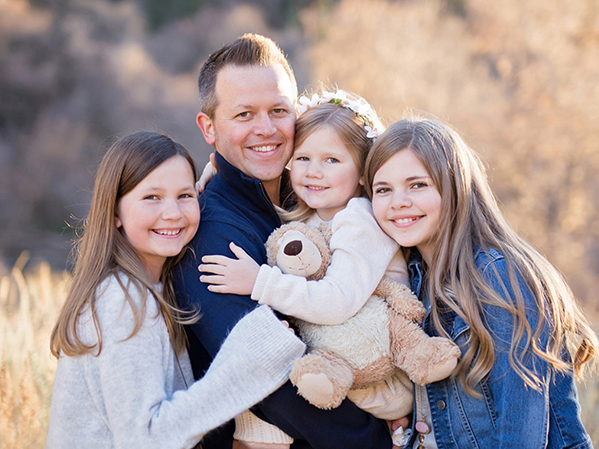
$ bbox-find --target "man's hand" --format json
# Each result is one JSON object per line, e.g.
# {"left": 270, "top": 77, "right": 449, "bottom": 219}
{"left": 199, "top": 242, "right": 260, "bottom": 295}
{"left": 197, "top": 152, "right": 218, "bottom": 192}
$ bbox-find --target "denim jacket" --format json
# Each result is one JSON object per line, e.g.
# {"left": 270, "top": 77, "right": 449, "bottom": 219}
{"left": 407, "top": 248, "right": 592, "bottom": 449}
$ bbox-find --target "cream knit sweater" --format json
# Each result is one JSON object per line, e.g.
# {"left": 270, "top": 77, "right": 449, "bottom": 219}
{"left": 46, "top": 273, "right": 305, "bottom": 449}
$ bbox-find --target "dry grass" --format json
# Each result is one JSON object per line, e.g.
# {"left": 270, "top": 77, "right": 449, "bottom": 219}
{"left": 0, "top": 251, "right": 598, "bottom": 447}
{"left": 0, "top": 252, "right": 69, "bottom": 449}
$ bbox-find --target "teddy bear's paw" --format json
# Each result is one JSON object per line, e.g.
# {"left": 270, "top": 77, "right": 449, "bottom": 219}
{"left": 295, "top": 373, "right": 337, "bottom": 408}
{"left": 385, "top": 283, "right": 426, "bottom": 323}
{"left": 290, "top": 352, "right": 353, "bottom": 409}
{"left": 414, "top": 337, "right": 461, "bottom": 384}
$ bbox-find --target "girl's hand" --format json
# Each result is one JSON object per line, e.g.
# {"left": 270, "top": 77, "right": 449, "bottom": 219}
{"left": 388, "top": 416, "right": 411, "bottom": 449}
{"left": 199, "top": 242, "right": 260, "bottom": 295}
{"left": 196, "top": 152, "right": 218, "bottom": 193}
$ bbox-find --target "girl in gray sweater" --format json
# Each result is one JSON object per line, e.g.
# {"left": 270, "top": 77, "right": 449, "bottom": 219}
{"left": 46, "top": 132, "right": 305, "bottom": 449}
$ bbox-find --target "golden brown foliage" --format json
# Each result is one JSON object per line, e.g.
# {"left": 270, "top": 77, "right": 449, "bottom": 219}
{"left": 0, "top": 253, "right": 68, "bottom": 449}
{"left": 302, "top": 0, "right": 599, "bottom": 312}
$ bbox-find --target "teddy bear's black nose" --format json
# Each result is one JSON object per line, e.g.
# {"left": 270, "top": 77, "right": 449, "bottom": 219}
{"left": 283, "top": 240, "right": 303, "bottom": 256}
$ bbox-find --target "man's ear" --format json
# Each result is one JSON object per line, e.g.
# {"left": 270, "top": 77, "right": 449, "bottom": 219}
{"left": 197, "top": 113, "right": 216, "bottom": 146}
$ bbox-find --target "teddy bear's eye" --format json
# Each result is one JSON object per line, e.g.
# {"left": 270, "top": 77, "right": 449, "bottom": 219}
{"left": 284, "top": 240, "right": 303, "bottom": 256}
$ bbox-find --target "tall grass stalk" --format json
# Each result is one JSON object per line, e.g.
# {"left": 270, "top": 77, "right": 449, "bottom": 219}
{"left": 0, "top": 252, "right": 70, "bottom": 449}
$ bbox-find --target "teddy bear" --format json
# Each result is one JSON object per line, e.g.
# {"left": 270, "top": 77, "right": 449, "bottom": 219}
{"left": 264, "top": 221, "right": 461, "bottom": 411}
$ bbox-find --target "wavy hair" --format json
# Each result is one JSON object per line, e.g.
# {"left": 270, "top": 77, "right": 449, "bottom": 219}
{"left": 50, "top": 131, "right": 198, "bottom": 358}
{"left": 364, "top": 117, "right": 597, "bottom": 395}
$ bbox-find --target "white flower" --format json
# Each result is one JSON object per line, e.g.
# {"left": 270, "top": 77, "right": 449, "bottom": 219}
{"left": 297, "top": 93, "right": 321, "bottom": 115}
{"left": 296, "top": 89, "right": 382, "bottom": 140}
{"left": 365, "top": 125, "right": 381, "bottom": 140}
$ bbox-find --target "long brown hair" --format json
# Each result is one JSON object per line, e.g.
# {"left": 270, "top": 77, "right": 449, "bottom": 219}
{"left": 50, "top": 131, "right": 198, "bottom": 358}
{"left": 365, "top": 117, "right": 597, "bottom": 395}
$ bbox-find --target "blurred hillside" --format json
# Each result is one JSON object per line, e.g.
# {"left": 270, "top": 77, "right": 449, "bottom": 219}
{"left": 0, "top": 0, "right": 311, "bottom": 270}
{"left": 1, "top": 0, "right": 598, "bottom": 311}
{"left": 303, "top": 0, "right": 599, "bottom": 311}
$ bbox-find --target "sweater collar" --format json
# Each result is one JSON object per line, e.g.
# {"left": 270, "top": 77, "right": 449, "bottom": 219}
{"left": 213, "top": 151, "right": 293, "bottom": 211}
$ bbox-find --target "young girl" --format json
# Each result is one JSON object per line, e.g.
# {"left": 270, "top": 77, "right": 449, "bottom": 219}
{"left": 364, "top": 117, "right": 598, "bottom": 448}
{"left": 46, "top": 131, "right": 305, "bottom": 449}
{"left": 199, "top": 91, "right": 459, "bottom": 447}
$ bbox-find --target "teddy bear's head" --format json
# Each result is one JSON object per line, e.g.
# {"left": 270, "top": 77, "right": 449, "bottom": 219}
{"left": 265, "top": 222, "right": 332, "bottom": 280}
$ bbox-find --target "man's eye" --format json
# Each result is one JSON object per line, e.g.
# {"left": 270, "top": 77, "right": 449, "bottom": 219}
{"left": 238, "top": 111, "right": 250, "bottom": 118}
{"left": 273, "top": 108, "right": 286, "bottom": 114}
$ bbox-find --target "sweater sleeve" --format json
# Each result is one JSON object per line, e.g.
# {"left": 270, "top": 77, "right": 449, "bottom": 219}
{"left": 234, "top": 410, "right": 294, "bottom": 444}
{"left": 251, "top": 198, "right": 400, "bottom": 325}
{"left": 93, "top": 280, "right": 305, "bottom": 449}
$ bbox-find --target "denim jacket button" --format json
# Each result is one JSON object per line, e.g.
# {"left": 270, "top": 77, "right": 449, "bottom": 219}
{"left": 437, "top": 400, "right": 446, "bottom": 410}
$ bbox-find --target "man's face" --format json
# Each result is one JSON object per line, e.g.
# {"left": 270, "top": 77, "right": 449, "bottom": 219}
{"left": 197, "top": 64, "right": 296, "bottom": 187}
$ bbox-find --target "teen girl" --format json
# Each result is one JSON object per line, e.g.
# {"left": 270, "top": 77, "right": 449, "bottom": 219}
{"left": 46, "top": 131, "right": 305, "bottom": 449}
{"left": 364, "top": 117, "right": 598, "bottom": 448}
{"left": 199, "top": 91, "right": 459, "bottom": 447}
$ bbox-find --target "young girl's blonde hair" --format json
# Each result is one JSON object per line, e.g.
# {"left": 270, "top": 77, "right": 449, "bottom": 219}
{"left": 50, "top": 131, "right": 198, "bottom": 358}
{"left": 280, "top": 90, "right": 383, "bottom": 222}
{"left": 364, "top": 117, "right": 597, "bottom": 395}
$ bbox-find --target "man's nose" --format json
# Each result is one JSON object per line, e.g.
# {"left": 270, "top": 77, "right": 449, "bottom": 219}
{"left": 254, "top": 113, "right": 276, "bottom": 136}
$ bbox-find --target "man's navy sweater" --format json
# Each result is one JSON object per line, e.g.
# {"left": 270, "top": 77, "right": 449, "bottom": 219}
{"left": 173, "top": 152, "right": 392, "bottom": 449}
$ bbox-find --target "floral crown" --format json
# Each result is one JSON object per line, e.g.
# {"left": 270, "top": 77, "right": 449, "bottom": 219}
{"left": 297, "top": 89, "right": 383, "bottom": 140}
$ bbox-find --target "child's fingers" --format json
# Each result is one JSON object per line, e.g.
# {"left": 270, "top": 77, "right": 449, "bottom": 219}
{"left": 201, "top": 254, "right": 233, "bottom": 265}
{"left": 200, "top": 274, "right": 226, "bottom": 285}
{"left": 206, "top": 284, "right": 231, "bottom": 293}
{"left": 198, "top": 264, "right": 226, "bottom": 275}
{"left": 229, "top": 242, "right": 250, "bottom": 259}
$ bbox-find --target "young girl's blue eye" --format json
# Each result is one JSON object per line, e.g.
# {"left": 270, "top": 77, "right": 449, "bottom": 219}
{"left": 296, "top": 156, "right": 309, "bottom": 161}
{"left": 374, "top": 187, "right": 390, "bottom": 195}
{"left": 326, "top": 157, "right": 340, "bottom": 163}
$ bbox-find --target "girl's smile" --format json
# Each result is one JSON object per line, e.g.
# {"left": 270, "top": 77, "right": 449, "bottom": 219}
{"left": 290, "top": 127, "right": 362, "bottom": 222}
{"left": 371, "top": 148, "right": 442, "bottom": 265}
{"left": 116, "top": 155, "right": 200, "bottom": 282}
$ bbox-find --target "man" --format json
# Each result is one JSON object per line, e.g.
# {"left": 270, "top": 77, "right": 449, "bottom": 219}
{"left": 173, "top": 33, "right": 392, "bottom": 449}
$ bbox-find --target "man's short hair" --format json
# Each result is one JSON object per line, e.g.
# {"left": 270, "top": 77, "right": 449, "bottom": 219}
{"left": 198, "top": 33, "right": 298, "bottom": 118}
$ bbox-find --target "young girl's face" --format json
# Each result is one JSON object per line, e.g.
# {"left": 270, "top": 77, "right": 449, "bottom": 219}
{"left": 116, "top": 155, "right": 200, "bottom": 282}
{"left": 371, "top": 148, "right": 442, "bottom": 265}
{"left": 290, "top": 127, "right": 362, "bottom": 221}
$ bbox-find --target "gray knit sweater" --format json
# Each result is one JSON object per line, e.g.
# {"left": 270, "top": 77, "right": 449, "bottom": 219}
{"left": 46, "top": 273, "right": 306, "bottom": 449}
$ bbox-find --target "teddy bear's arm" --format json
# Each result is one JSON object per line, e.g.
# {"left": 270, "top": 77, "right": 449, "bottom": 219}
{"left": 254, "top": 201, "right": 402, "bottom": 325}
